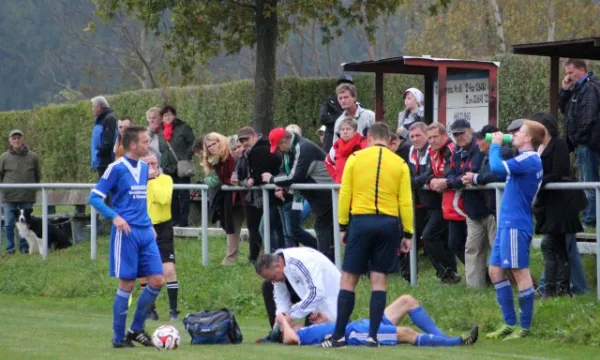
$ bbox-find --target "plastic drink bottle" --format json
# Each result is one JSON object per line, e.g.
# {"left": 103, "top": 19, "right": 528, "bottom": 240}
{"left": 485, "top": 133, "right": 512, "bottom": 145}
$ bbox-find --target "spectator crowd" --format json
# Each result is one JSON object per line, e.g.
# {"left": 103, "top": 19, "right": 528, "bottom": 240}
{"left": 2, "top": 58, "right": 597, "bottom": 302}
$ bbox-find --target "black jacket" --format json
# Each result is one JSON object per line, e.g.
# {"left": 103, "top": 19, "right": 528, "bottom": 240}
{"left": 239, "top": 136, "right": 282, "bottom": 208}
{"left": 559, "top": 72, "right": 600, "bottom": 151}
{"left": 272, "top": 135, "right": 334, "bottom": 216}
{"left": 320, "top": 94, "right": 343, "bottom": 152}
{"left": 463, "top": 146, "right": 512, "bottom": 220}
{"left": 409, "top": 145, "right": 441, "bottom": 210}
{"left": 534, "top": 137, "right": 585, "bottom": 234}
{"left": 162, "top": 118, "right": 195, "bottom": 175}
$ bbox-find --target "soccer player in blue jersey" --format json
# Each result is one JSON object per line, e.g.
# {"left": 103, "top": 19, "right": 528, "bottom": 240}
{"left": 274, "top": 294, "right": 478, "bottom": 347}
{"left": 487, "top": 120, "right": 545, "bottom": 340}
{"left": 88, "top": 125, "right": 165, "bottom": 348}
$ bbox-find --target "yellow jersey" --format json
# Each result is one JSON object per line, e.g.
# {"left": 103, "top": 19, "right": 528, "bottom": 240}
{"left": 147, "top": 173, "right": 173, "bottom": 224}
{"left": 338, "top": 145, "right": 414, "bottom": 234}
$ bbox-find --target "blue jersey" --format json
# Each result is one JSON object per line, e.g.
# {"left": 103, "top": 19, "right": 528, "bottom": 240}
{"left": 296, "top": 323, "right": 335, "bottom": 345}
{"left": 489, "top": 144, "right": 542, "bottom": 232}
{"left": 92, "top": 157, "right": 152, "bottom": 227}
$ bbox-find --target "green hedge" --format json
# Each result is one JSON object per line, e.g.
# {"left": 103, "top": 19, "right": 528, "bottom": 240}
{"left": 0, "top": 54, "right": 550, "bottom": 182}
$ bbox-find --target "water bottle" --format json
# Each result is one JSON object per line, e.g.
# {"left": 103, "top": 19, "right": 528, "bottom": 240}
{"left": 485, "top": 133, "right": 512, "bottom": 145}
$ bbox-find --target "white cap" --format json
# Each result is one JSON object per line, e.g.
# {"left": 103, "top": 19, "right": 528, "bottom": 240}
{"left": 316, "top": 125, "right": 326, "bottom": 135}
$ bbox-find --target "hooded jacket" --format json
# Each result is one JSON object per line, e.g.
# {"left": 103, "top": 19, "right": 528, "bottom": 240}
{"left": 398, "top": 88, "right": 425, "bottom": 128}
{"left": 0, "top": 145, "right": 42, "bottom": 202}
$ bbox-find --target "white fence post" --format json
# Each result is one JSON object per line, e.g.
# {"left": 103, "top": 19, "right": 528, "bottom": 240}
{"left": 331, "top": 189, "right": 342, "bottom": 269}
{"left": 261, "top": 188, "right": 271, "bottom": 253}
{"left": 41, "top": 188, "right": 48, "bottom": 260}
{"left": 201, "top": 188, "right": 209, "bottom": 266}
{"left": 90, "top": 207, "right": 97, "bottom": 261}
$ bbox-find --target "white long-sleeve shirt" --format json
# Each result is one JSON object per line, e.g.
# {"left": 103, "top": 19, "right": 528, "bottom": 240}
{"left": 273, "top": 247, "right": 341, "bottom": 321}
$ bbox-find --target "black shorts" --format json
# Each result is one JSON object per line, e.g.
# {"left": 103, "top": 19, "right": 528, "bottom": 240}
{"left": 342, "top": 214, "right": 400, "bottom": 275}
{"left": 154, "top": 220, "right": 175, "bottom": 263}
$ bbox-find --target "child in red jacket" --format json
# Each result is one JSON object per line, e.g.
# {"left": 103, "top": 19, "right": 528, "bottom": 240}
{"left": 325, "top": 118, "right": 368, "bottom": 183}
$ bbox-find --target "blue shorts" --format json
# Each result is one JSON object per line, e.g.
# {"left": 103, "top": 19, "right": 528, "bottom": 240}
{"left": 109, "top": 225, "right": 163, "bottom": 279}
{"left": 342, "top": 215, "right": 400, "bottom": 275}
{"left": 345, "top": 316, "right": 397, "bottom": 346}
{"left": 489, "top": 228, "right": 532, "bottom": 269}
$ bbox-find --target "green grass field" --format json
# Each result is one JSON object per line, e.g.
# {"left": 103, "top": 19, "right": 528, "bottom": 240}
{"left": 1, "top": 236, "right": 599, "bottom": 359}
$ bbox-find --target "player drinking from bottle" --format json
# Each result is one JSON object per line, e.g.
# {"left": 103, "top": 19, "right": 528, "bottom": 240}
{"left": 486, "top": 120, "right": 545, "bottom": 340}
{"left": 89, "top": 125, "right": 165, "bottom": 348}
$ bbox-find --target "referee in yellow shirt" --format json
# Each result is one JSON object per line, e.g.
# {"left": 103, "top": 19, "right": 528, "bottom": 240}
{"left": 320, "top": 122, "right": 414, "bottom": 348}
{"left": 138, "top": 153, "right": 181, "bottom": 321}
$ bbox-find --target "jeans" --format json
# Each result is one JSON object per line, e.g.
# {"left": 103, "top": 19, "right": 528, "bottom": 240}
{"left": 278, "top": 201, "right": 318, "bottom": 249}
{"left": 575, "top": 145, "right": 600, "bottom": 226}
{"left": 300, "top": 200, "right": 311, "bottom": 224}
{"left": 3, "top": 202, "right": 34, "bottom": 253}
{"left": 538, "top": 233, "right": 588, "bottom": 295}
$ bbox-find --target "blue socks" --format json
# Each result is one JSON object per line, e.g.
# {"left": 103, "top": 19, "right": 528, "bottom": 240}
{"left": 333, "top": 289, "right": 355, "bottom": 340}
{"left": 415, "top": 334, "right": 462, "bottom": 347}
{"left": 409, "top": 306, "right": 446, "bottom": 336}
{"left": 130, "top": 285, "right": 161, "bottom": 333}
{"left": 518, "top": 287, "right": 535, "bottom": 329}
{"left": 113, "top": 289, "right": 131, "bottom": 343}
{"left": 494, "top": 279, "right": 517, "bottom": 326}
{"left": 369, "top": 291, "right": 387, "bottom": 340}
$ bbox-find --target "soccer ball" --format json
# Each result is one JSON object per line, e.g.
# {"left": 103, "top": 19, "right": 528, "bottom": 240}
{"left": 152, "top": 325, "right": 180, "bottom": 350}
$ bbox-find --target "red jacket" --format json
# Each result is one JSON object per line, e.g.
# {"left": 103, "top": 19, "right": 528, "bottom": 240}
{"left": 427, "top": 140, "right": 466, "bottom": 221}
{"left": 325, "top": 134, "right": 368, "bottom": 183}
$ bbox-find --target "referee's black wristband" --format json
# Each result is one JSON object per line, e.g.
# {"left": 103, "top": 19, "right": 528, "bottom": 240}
{"left": 339, "top": 224, "right": 348, "bottom": 232}
{"left": 403, "top": 232, "right": 413, "bottom": 239}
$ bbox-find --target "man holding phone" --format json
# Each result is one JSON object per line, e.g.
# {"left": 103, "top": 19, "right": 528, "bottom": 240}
{"left": 559, "top": 58, "right": 600, "bottom": 227}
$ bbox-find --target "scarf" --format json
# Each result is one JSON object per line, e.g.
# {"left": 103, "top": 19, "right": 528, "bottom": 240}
{"left": 282, "top": 134, "right": 304, "bottom": 210}
{"left": 335, "top": 133, "right": 363, "bottom": 159}
{"left": 163, "top": 122, "right": 174, "bottom": 141}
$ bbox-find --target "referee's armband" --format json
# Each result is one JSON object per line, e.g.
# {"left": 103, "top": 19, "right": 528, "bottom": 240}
{"left": 339, "top": 224, "right": 348, "bottom": 232}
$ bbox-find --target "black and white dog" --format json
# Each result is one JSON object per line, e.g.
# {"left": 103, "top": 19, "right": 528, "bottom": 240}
{"left": 12, "top": 209, "right": 72, "bottom": 255}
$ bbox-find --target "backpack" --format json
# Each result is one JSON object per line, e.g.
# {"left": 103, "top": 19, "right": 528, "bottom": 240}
{"left": 183, "top": 308, "right": 243, "bottom": 345}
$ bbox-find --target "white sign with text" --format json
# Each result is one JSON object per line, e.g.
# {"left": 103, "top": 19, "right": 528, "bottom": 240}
{"left": 433, "top": 71, "right": 491, "bottom": 133}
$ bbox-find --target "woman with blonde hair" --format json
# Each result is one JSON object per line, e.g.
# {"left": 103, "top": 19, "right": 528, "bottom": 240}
{"left": 203, "top": 132, "right": 245, "bottom": 265}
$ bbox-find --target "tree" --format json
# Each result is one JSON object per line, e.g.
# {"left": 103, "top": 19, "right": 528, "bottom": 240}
{"left": 94, "top": 0, "right": 446, "bottom": 133}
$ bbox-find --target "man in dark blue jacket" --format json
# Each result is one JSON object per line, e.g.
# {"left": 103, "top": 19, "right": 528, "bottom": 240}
{"left": 460, "top": 125, "right": 511, "bottom": 288}
{"left": 90, "top": 95, "right": 117, "bottom": 177}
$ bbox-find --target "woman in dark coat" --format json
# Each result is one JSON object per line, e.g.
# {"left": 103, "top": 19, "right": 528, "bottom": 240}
{"left": 531, "top": 112, "right": 586, "bottom": 297}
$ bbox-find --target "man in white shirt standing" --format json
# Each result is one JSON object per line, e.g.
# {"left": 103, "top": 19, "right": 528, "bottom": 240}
{"left": 255, "top": 247, "right": 341, "bottom": 342}
{"left": 332, "top": 83, "right": 375, "bottom": 143}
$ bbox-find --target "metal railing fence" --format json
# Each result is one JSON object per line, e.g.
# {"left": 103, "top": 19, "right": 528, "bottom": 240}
{"left": 0, "top": 182, "right": 599, "bottom": 300}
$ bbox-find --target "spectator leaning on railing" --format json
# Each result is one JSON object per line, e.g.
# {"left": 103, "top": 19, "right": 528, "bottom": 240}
{"left": 263, "top": 128, "right": 335, "bottom": 262}
{"left": 424, "top": 123, "right": 461, "bottom": 283}
{"left": 461, "top": 125, "right": 511, "bottom": 289}
{"left": 0, "top": 129, "right": 42, "bottom": 255}
{"left": 237, "top": 126, "right": 283, "bottom": 263}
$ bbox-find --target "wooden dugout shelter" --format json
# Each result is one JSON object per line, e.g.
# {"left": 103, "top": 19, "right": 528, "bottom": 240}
{"left": 341, "top": 56, "right": 500, "bottom": 127}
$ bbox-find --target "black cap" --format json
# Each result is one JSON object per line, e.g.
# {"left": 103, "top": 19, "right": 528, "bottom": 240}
{"left": 506, "top": 119, "right": 524, "bottom": 132}
{"left": 336, "top": 75, "right": 354, "bottom": 85}
{"left": 450, "top": 119, "right": 471, "bottom": 134}
{"left": 474, "top": 125, "right": 500, "bottom": 139}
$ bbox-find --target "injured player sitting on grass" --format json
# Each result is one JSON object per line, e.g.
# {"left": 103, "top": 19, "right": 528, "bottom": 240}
{"left": 272, "top": 294, "right": 478, "bottom": 347}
